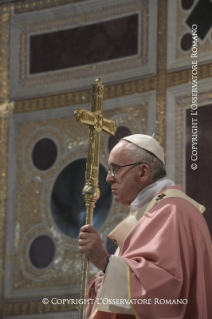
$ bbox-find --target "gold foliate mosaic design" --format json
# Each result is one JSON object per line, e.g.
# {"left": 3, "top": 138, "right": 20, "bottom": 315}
{"left": 14, "top": 81, "right": 156, "bottom": 113}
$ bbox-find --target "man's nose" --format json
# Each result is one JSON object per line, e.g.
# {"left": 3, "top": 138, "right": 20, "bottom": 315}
{"left": 106, "top": 170, "right": 115, "bottom": 183}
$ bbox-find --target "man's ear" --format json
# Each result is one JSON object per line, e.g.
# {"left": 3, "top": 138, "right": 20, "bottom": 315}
{"left": 140, "top": 164, "right": 151, "bottom": 181}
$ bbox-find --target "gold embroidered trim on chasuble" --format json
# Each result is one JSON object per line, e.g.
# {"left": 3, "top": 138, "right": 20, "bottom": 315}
{"left": 108, "top": 188, "right": 205, "bottom": 247}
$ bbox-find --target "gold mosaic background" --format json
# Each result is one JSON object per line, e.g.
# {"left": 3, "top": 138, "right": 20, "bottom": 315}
{"left": 1, "top": 0, "right": 212, "bottom": 317}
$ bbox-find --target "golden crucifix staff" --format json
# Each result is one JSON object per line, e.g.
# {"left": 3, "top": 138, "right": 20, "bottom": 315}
{"left": 74, "top": 78, "right": 117, "bottom": 319}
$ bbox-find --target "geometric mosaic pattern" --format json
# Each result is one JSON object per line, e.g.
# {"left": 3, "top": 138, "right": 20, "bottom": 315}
{"left": 4, "top": 93, "right": 153, "bottom": 302}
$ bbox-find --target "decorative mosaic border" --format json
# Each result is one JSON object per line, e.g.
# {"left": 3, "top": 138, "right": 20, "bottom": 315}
{"left": 0, "top": 6, "right": 12, "bottom": 314}
{"left": 22, "top": 126, "right": 67, "bottom": 182}
{"left": 0, "top": 0, "right": 85, "bottom": 15}
{"left": 19, "top": 224, "right": 65, "bottom": 282}
{"left": 10, "top": 0, "right": 157, "bottom": 98}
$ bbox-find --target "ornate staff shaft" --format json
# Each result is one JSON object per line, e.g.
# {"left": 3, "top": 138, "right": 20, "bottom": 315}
{"left": 74, "top": 79, "right": 116, "bottom": 319}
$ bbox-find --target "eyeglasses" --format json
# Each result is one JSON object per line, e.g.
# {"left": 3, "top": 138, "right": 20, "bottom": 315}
{"left": 108, "top": 162, "right": 143, "bottom": 177}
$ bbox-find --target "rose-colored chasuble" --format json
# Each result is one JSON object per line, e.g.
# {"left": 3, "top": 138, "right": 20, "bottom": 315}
{"left": 86, "top": 185, "right": 212, "bottom": 319}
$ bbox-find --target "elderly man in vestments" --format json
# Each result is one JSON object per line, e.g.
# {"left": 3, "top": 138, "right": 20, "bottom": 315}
{"left": 78, "top": 134, "right": 212, "bottom": 319}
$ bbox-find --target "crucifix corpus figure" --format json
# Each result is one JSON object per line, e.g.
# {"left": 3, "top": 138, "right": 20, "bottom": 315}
{"left": 74, "top": 78, "right": 117, "bottom": 319}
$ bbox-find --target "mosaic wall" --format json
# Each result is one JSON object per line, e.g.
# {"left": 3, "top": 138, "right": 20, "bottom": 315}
{"left": 5, "top": 98, "right": 149, "bottom": 300}
{"left": 0, "top": 0, "right": 212, "bottom": 317}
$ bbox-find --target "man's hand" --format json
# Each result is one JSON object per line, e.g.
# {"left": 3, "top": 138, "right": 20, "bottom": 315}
{"left": 78, "top": 224, "right": 110, "bottom": 270}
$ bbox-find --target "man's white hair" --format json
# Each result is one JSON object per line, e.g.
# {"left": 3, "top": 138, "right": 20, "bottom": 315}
{"left": 124, "top": 142, "right": 166, "bottom": 180}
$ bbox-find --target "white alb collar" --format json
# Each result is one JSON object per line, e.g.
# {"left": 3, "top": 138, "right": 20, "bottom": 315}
{"left": 130, "top": 178, "right": 175, "bottom": 213}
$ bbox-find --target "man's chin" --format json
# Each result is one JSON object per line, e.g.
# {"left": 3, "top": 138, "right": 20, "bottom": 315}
{"left": 113, "top": 195, "right": 119, "bottom": 201}
{"left": 113, "top": 195, "right": 132, "bottom": 206}
{"left": 113, "top": 195, "right": 128, "bottom": 206}
{"left": 113, "top": 194, "right": 121, "bottom": 203}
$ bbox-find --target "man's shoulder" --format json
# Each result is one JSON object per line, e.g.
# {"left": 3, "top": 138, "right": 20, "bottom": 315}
{"left": 134, "top": 185, "right": 201, "bottom": 223}
{"left": 145, "top": 191, "right": 207, "bottom": 234}
{"left": 153, "top": 185, "right": 205, "bottom": 215}
{"left": 149, "top": 183, "right": 183, "bottom": 202}
{"left": 154, "top": 195, "right": 196, "bottom": 213}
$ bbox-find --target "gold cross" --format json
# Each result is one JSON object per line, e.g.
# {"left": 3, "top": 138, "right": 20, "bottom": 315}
{"left": 74, "top": 78, "right": 116, "bottom": 319}
{"left": 74, "top": 78, "right": 116, "bottom": 185}
{"left": 74, "top": 79, "right": 116, "bottom": 185}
